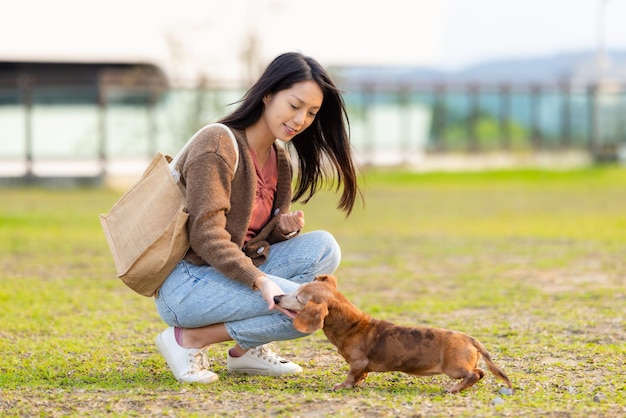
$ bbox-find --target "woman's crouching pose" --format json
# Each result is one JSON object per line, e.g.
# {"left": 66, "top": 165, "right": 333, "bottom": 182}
{"left": 153, "top": 52, "right": 361, "bottom": 383}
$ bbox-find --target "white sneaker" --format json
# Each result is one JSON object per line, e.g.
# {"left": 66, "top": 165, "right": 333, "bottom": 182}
{"left": 227, "top": 344, "right": 303, "bottom": 376}
{"left": 155, "top": 327, "right": 218, "bottom": 384}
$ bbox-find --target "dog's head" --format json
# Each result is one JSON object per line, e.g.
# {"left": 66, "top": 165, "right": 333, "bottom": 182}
{"left": 274, "top": 274, "right": 337, "bottom": 333}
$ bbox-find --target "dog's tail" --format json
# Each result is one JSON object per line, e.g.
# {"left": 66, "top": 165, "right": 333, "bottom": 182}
{"left": 472, "top": 337, "right": 514, "bottom": 391}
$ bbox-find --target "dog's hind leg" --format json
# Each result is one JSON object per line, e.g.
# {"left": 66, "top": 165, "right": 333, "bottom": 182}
{"left": 445, "top": 368, "right": 485, "bottom": 393}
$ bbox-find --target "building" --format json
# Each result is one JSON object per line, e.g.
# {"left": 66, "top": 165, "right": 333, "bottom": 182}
{"left": 0, "top": 0, "right": 442, "bottom": 184}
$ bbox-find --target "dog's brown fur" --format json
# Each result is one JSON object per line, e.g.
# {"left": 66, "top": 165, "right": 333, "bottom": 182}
{"left": 274, "top": 274, "right": 513, "bottom": 393}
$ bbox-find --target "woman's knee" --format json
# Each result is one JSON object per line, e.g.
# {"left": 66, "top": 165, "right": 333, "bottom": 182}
{"left": 308, "top": 230, "right": 341, "bottom": 273}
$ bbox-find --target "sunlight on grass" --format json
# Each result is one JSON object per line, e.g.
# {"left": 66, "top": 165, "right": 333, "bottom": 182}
{"left": 1, "top": 167, "right": 625, "bottom": 416}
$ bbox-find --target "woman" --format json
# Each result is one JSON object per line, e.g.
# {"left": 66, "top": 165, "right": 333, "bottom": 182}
{"left": 154, "top": 52, "right": 361, "bottom": 383}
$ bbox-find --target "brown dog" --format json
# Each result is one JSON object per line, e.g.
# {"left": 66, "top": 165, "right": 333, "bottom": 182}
{"left": 274, "top": 274, "right": 513, "bottom": 393}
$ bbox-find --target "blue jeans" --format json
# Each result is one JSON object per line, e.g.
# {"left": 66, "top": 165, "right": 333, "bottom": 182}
{"left": 154, "top": 230, "right": 341, "bottom": 349}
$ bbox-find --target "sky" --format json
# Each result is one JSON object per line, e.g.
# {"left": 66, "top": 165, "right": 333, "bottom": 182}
{"left": 1, "top": 0, "right": 626, "bottom": 81}
{"left": 441, "top": 0, "right": 626, "bottom": 69}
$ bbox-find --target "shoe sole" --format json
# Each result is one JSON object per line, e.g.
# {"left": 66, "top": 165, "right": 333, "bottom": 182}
{"left": 227, "top": 366, "right": 303, "bottom": 377}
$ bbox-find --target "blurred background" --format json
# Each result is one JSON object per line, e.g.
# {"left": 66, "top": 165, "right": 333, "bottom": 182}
{"left": 1, "top": 0, "right": 626, "bottom": 186}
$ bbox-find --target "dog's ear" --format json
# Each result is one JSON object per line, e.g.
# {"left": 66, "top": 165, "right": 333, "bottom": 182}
{"left": 293, "top": 300, "right": 329, "bottom": 333}
{"left": 314, "top": 274, "right": 337, "bottom": 289}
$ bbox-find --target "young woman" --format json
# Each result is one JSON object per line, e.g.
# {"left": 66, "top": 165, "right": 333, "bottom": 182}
{"left": 154, "top": 52, "right": 361, "bottom": 383}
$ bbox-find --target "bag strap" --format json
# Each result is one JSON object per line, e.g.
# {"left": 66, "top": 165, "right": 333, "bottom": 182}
{"left": 169, "top": 123, "right": 239, "bottom": 181}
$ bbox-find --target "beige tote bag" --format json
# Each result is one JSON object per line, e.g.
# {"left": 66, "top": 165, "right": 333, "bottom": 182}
{"left": 99, "top": 123, "right": 238, "bottom": 296}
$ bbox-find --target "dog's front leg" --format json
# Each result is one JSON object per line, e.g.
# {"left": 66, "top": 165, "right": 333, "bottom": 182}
{"left": 332, "top": 371, "right": 368, "bottom": 390}
{"left": 333, "top": 360, "right": 369, "bottom": 390}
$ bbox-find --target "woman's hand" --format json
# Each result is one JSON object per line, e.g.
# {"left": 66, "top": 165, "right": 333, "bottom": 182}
{"left": 254, "top": 275, "right": 292, "bottom": 315}
{"left": 278, "top": 210, "right": 305, "bottom": 235}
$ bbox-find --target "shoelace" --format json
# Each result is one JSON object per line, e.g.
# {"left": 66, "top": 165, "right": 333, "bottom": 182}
{"left": 188, "top": 349, "right": 210, "bottom": 374}
{"left": 252, "top": 344, "right": 288, "bottom": 364}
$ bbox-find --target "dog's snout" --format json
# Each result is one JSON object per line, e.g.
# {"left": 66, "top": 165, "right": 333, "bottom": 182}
{"left": 273, "top": 295, "right": 284, "bottom": 304}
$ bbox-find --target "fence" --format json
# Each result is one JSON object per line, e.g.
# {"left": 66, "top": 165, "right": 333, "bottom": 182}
{"left": 1, "top": 78, "right": 625, "bottom": 184}
{"left": 340, "top": 80, "right": 626, "bottom": 162}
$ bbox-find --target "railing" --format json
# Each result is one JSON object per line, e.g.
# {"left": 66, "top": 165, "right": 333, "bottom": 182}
{"left": 338, "top": 80, "right": 626, "bottom": 161}
{"left": 1, "top": 78, "right": 625, "bottom": 183}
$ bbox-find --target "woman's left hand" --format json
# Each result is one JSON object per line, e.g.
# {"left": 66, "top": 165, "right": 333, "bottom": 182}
{"left": 278, "top": 210, "right": 305, "bottom": 235}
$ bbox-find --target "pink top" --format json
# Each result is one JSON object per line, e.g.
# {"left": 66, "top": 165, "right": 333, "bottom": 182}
{"left": 245, "top": 145, "right": 278, "bottom": 243}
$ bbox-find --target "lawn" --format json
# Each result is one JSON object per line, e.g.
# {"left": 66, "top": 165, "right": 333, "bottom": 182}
{"left": 0, "top": 166, "right": 624, "bottom": 417}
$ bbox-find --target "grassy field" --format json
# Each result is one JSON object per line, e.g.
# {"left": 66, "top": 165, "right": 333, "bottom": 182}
{"left": 0, "top": 166, "right": 624, "bottom": 417}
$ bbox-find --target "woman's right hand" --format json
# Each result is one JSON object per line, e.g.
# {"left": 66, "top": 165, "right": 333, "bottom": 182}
{"left": 254, "top": 275, "right": 292, "bottom": 315}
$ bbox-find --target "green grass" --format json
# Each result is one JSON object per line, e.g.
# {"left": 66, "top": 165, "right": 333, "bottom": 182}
{"left": 1, "top": 167, "right": 625, "bottom": 417}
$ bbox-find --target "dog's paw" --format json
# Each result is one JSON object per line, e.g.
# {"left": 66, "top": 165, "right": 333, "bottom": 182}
{"left": 331, "top": 382, "right": 352, "bottom": 391}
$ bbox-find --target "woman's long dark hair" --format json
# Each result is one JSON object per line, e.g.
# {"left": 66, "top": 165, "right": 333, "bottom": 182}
{"left": 219, "top": 52, "right": 361, "bottom": 215}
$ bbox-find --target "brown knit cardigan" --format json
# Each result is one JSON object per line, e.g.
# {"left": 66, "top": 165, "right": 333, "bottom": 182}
{"left": 177, "top": 125, "right": 298, "bottom": 289}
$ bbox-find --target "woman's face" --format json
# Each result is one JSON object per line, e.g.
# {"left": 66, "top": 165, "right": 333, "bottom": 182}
{"left": 262, "top": 80, "right": 323, "bottom": 142}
